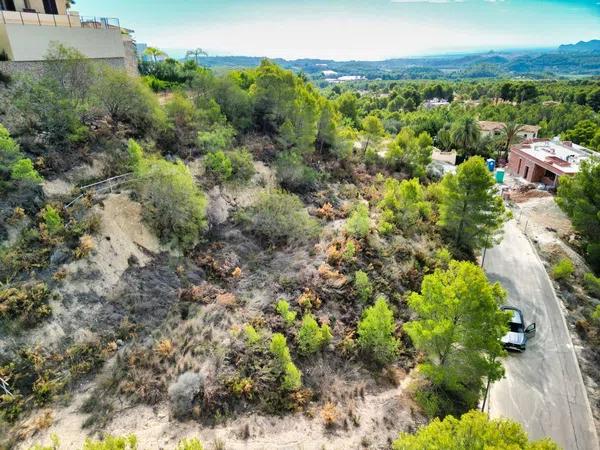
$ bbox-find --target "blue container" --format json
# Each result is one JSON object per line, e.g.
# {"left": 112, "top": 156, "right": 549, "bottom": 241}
{"left": 486, "top": 158, "right": 496, "bottom": 172}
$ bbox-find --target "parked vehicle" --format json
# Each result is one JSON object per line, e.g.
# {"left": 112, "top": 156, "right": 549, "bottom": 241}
{"left": 500, "top": 306, "right": 536, "bottom": 351}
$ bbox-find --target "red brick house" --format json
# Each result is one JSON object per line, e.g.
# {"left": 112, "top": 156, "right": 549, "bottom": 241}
{"left": 507, "top": 139, "right": 596, "bottom": 187}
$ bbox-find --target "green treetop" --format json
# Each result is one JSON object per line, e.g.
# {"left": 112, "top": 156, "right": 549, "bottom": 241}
{"left": 438, "top": 156, "right": 508, "bottom": 252}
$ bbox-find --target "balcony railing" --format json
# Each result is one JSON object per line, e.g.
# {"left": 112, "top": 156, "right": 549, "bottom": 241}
{"left": 0, "top": 10, "right": 120, "bottom": 29}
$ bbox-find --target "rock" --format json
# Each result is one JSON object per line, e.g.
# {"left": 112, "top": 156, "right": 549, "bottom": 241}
{"left": 50, "top": 247, "right": 71, "bottom": 265}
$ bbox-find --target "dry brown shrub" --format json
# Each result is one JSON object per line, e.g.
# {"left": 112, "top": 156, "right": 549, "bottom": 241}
{"left": 216, "top": 292, "right": 237, "bottom": 309}
{"left": 290, "top": 387, "right": 313, "bottom": 412}
{"left": 10, "top": 206, "right": 26, "bottom": 223}
{"left": 316, "top": 203, "right": 337, "bottom": 220}
{"left": 155, "top": 339, "right": 174, "bottom": 357}
{"left": 321, "top": 402, "right": 339, "bottom": 428}
{"left": 52, "top": 267, "right": 68, "bottom": 281}
{"left": 382, "top": 366, "right": 406, "bottom": 387}
{"left": 297, "top": 288, "right": 322, "bottom": 311}
{"left": 318, "top": 264, "right": 348, "bottom": 288}
{"left": 74, "top": 234, "right": 95, "bottom": 259}
{"left": 179, "top": 283, "right": 221, "bottom": 303}
{"left": 101, "top": 341, "right": 118, "bottom": 359}
{"left": 16, "top": 409, "right": 54, "bottom": 440}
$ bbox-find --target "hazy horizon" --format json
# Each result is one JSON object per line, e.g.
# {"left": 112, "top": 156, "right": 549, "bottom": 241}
{"left": 78, "top": 0, "right": 600, "bottom": 60}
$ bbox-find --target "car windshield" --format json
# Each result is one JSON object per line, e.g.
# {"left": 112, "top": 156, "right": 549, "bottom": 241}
{"left": 509, "top": 321, "right": 524, "bottom": 333}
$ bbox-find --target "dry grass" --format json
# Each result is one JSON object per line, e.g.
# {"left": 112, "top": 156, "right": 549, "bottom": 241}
{"left": 16, "top": 409, "right": 54, "bottom": 440}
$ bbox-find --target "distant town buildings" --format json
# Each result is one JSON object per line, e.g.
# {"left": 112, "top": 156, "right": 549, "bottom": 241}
{"left": 478, "top": 121, "right": 541, "bottom": 139}
{"left": 0, "top": 1, "right": 137, "bottom": 75}
{"left": 507, "top": 138, "right": 596, "bottom": 187}
{"left": 325, "top": 75, "right": 366, "bottom": 83}
{"left": 422, "top": 98, "right": 450, "bottom": 109}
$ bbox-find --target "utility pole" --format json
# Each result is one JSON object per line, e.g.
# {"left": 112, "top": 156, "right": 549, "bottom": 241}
{"left": 481, "top": 246, "right": 487, "bottom": 268}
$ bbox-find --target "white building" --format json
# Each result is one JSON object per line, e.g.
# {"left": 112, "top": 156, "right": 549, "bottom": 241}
{"left": 0, "top": 0, "right": 136, "bottom": 74}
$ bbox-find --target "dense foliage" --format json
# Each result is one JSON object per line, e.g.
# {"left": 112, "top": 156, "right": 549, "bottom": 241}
{"left": 556, "top": 158, "right": 600, "bottom": 273}
{"left": 393, "top": 410, "right": 559, "bottom": 450}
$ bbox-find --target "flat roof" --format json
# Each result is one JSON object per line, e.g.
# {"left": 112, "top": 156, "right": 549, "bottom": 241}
{"left": 514, "top": 139, "right": 596, "bottom": 174}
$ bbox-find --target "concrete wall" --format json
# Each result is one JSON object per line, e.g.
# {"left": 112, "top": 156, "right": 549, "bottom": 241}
{"left": 0, "top": 23, "right": 125, "bottom": 61}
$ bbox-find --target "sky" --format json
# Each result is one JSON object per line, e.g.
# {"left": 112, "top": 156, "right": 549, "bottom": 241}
{"left": 77, "top": 0, "right": 600, "bottom": 60}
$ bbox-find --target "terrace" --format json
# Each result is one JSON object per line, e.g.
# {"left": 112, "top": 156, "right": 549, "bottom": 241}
{"left": 0, "top": 10, "right": 119, "bottom": 29}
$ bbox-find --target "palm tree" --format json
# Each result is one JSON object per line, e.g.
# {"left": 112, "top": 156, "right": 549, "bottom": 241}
{"left": 144, "top": 47, "right": 167, "bottom": 63}
{"left": 436, "top": 127, "right": 453, "bottom": 151}
{"left": 185, "top": 48, "right": 207, "bottom": 65}
{"left": 451, "top": 116, "right": 481, "bottom": 155}
{"left": 500, "top": 122, "right": 524, "bottom": 161}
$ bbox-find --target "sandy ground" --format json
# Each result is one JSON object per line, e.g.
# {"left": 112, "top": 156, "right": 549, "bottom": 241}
{"left": 61, "top": 193, "right": 163, "bottom": 298}
{"left": 21, "top": 371, "right": 419, "bottom": 450}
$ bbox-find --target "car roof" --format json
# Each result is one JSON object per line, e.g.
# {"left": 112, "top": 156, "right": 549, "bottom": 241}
{"left": 501, "top": 306, "right": 523, "bottom": 324}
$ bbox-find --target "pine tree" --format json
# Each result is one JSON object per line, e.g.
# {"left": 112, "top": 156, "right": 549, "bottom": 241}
{"left": 438, "top": 156, "right": 508, "bottom": 251}
{"left": 404, "top": 261, "right": 509, "bottom": 413}
{"left": 357, "top": 296, "right": 399, "bottom": 365}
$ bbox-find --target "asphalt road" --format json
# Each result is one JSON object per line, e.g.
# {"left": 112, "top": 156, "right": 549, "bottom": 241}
{"left": 484, "top": 220, "right": 599, "bottom": 450}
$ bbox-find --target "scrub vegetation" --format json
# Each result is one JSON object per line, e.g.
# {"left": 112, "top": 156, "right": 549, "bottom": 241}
{"left": 2, "top": 44, "right": 597, "bottom": 448}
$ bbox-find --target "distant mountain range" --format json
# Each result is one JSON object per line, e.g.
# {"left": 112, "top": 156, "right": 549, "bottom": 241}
{"left": 190, "top": 40, "right": 600, "bottom": 81}
{"left": 559, "top": 40, "right": 600, "bottom": 53}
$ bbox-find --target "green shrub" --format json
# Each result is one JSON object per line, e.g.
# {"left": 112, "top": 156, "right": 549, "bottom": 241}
{"left": 282, "top": 361, "right": 302, "bottom": 391}
{"left": 175, "top": 438, "right": 204, "bottom": 450}
{"left": 345, "top": 203, "right": 370, "bottom": 238}
{"left": 244, "top": 324, "right": 261, "bottom": 345}
{"left": 0, "top": 283, "right": 51, "bottom": 328}
{"left": 552, "top": 258, "right": 574, "bottom": 280}
{"left": 205, "top": 150, "right": 233, "bottom": 182}
{"left": 93, "top": 65, "right": 162, "bottom": 133}
{"left": 275, "top": 151, "right": 319, "bottom": 193}
{"left": 242, "top": 189, "right": 319, "bottom": 247}
{"left": 378, "top": 178, "right": 430, "bottom": 231}
{"left": 0, "top": 124, "right": 43, "bottom": 191}
{"left": 583, "top": 272, "right": 600, "bottom": 298}
{"left": 228, "top": 148, "right": 256, "bottom": 183}
{"left": 130, "top": 140, "right": 207, "bottom": 250}
{"left": 163, "top": 92, "right": 203, "bottom": 149}
{"left": 297, "top": 314, "right": 332, "bottom": 355}
{"left": 10, "top": 158, "right": 43, "bottom": 183}
{"left": 269, "top": 333, "right": 302, "bottom": 391}
{"left": 357, "top": 296, "right": 399, "bottom": 365}
{"left": 0, "top": 392, "right": 23, "bottom": 423}
{"left": 392, "top": 410, "right": 560, "bottom": 449}
{"left": 342, "top": 240, "right": 356, "bottom": 262}
{"left": 276, "top": 299, "right": 297, "bottom": 326}
{"left": 40, "top": 205, "right": 64, "bottom": 235}
{"left": 197, "top": 124, "right": 236, "bottom": 153}
{"left": 83, "top": 434, "right": 138, "bottom": 450}
{"left": 354, "top": 270, "right": 373, "bottom": 303}
{"left": 592, "top": 305, "right": 600, "bottom": 324}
